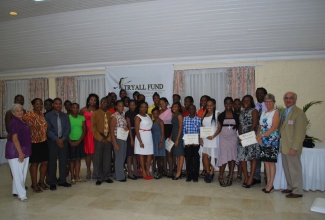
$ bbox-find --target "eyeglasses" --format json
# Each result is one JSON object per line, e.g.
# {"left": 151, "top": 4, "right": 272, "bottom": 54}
{"left": 284, "top": 97, "right": 295, "bottom": 100}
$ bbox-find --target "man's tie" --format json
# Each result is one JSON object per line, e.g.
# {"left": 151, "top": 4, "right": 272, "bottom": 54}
{"left": 104, "top": 113, "right": 108, "bottom": 136}
{"left": 258, "top": 103, "right": 263, "bottom": 117}
{"left": 282, "top": 108, "right": 289, "bottom": 123}
{"left": 57, "top": 113, "right": 62, "bottom": 138}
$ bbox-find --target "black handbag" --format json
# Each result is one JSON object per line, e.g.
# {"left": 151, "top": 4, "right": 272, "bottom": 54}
{"left": 303, "top": 135, "right": 315, "bottom": 148}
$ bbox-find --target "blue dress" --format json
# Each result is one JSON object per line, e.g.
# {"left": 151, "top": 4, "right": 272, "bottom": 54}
{"left": 171, "top": 113, "right": 184, "bottom": 156}
{"left": 152, "top": 119, "right": 166, "bottom": 156}
{"left": 259, "top": 110, "right": 279, "bottom": 162}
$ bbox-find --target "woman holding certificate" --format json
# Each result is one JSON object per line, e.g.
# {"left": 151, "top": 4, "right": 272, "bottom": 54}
{"left": 200, "top": 98, "right": 220, "bottom": 183}
{"left": 215, "top": 97, "right": 239, "bottom": 187}
{"left": 170, "top": 102, "right": 184, "bottom": 180}
{"left": 110, "top": 100, "right": 129, "bottom": 182}
{"left": 238, "top": 95, "right": 260, "bottom": 188}
{"left": 134, "top": 101, "right": 154, "bottom": 180}
{"left": 256, "top": 94, "right": 280, "bottom": 193}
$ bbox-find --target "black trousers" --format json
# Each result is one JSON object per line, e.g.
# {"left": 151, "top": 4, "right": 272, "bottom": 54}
{"left": 48, "top": 140, "right": 68, "bottom": 185}
{"left": 184, "top": 145, "right": 200, "bottom": 179}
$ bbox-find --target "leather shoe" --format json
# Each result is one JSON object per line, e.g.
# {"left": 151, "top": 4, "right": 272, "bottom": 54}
{"left": 105, "top": 178, "right": 113, "bottom": 183}
{"left": 193, "top": 178, "right": 198, "bottom": 182}
{"left": 96, "top": 180, "right": 102, "bottom": 185}
{"left": 186, "top": 177, "right": 192, "bottom": 182}
{"left": 281, "top": 189, "right": 293, "bottom": 194}
{"left": 13, "top": 194, "right": 18, "bottom": 197}
{"left": 118, "top": 179, "right": 127, "bottom": 182}
{"left": 58, "top": 182, "right": 71, "bottom": 187}
{"left": 252, "top": 178, "right": 261, "bottom": 185}
{"left": 286, "top": 193, "right": 302, "bottom": 198}
{"left": 50, "top": 185, "right": 57, "bottom": 191}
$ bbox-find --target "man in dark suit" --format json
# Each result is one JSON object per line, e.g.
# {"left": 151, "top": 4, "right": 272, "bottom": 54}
{"left": 280, "top": 92, "right": 308, "bottom": 198}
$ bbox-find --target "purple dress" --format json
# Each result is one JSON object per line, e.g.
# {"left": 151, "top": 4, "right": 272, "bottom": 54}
{"left": 5, "top": 116, "right": 32, "bottom": 159}
{"left": 218, "top": 118, "right": 238, "bottom": 166}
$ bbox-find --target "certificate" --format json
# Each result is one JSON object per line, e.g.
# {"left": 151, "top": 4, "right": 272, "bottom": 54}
{"left": 117, "top": 127, "right": 129, "bottom": 141}
{"left": 165, "top": 138, "right": 174, "bottom": 152}
{"left": 239, "top": 131, "right": 257, "bottom": 147}
{"left": 183, "top": 134, "right": 199, "bottom": 145}
{"left": 200, "top": 127, "right": 214, "bottom": 138}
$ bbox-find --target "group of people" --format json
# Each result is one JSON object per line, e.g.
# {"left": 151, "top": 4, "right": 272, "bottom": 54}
{"left": 4, "top": 87, "right": 308, "bottom": 202}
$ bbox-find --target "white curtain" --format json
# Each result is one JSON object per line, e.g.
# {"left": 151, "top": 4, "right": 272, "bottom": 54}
{"left": 183, "top": 68, "right": 227, "bottom": 112}
{"left": 5, "top": 80, "right": 30, "bottom": 111}
{"left": 77, "top": 75, "right": 106, "bottom": 108}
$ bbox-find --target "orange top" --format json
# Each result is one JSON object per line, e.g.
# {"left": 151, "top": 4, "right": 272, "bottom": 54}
{"left": 197, "top": 108, "right": 206, "bottom": 118}
{"left": 23, "top": 110, "right": 48, "bottom": 143}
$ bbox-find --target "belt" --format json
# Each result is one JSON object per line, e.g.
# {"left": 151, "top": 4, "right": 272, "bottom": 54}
{"left": 140, "top": 129, "right": 151, "bottom": 132}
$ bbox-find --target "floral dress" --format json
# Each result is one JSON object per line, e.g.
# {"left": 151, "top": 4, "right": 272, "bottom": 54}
{"left": 237, "top": 108, "right": 260, "bottom": 161}
{"left": 259, "top": 110, "right": 279, "bottom": 162}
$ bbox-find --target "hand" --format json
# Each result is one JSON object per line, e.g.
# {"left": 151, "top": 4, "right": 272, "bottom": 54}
{"left": 69, "top": 140, "right": 74, "bottom": 147}
{"left": 158, "top": 143, "right": 162, "bottom": 150}
{"left": 100, "top": 138, "right": 107, "bottom": 144}
{"left": 193, "top": 144, "right": 199, "bottom": 147}
{"left": 257, "top": 138, "right": 262, "bottom": 146}
{"left": 140, "top": 143, "right": 144, "bottom": 148}
{"left": 57, "top": 139, "right": 64, "bottom": 148}
{"left": 124, "top": 127, "right": 129, "bottom": 131}
{"left": 174, "top": 140, "right": 179, "bottom": 147}
{"left": 18, "top": 152, "right": 25, "bottom": 163}
{"left": 256, "top": 134, "right": 263, "bottom": 140}
{"left": 289, "top": 148, "right": 297, "bottom": 156}
{"left": 131, "top": 140, "right": 134, "bottom": 147}
{"left": 207, "top": 135, "right": 214, "bottom": 140}
{"left": 114, "top": 144, "right": 120, "bottom": 151}
{"left": 199, "top": 138, "right": 203, "bottom": 146}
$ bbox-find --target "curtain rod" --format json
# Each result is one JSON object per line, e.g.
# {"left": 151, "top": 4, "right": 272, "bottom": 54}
{"left": 174, "top": 64, "right": 263, "bottom": 71}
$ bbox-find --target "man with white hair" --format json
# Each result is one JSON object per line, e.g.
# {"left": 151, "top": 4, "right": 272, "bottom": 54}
{"left": 280, "top": 92, "right": 308, "bottom": 198}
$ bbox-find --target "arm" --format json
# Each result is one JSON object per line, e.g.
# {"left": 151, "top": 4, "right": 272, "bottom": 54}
{"left": 291, "top": 110, "right": 308, "bottom": 155}
{"left": 12, "top": 133, "right": 25, "bottom": 162}
{"left": 250, "top": 109, "right": 259, "bottom": 132}
{"left": 126, "top": 117, "right": 134, "bottom": 147}
{"left": 209, "top": 112, "right": 221, "bottom": 140}
{"left": 134, "top": 116, "right": 144, "bottom": 148}
{"left": 5, "top": 110, "right": 12, "bottom": 134}
{"left": 91, "top": 112, "right": 105, "bottom": 142}
{"left": 174, "top": 114, "right": 183, "bottom": 147}
{"left": 110, "top": 116, "right": 119, "bottom": 150}
{"left": 158, "top": 120, "right": 164, "bottom": 149}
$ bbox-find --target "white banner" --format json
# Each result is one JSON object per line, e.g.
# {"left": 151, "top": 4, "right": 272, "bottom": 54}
{"left": 105, "top": 64, "right": 174, "bottom": 105}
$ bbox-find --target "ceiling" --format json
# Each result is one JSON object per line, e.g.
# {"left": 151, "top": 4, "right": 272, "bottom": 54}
{"left": 0, "top": 0, "right": 325, "bottom": 76}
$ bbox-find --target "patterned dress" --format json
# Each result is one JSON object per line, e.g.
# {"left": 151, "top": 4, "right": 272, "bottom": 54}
{"left": 259, "top": 110, "right": 279, "bottom": 162}
{"left": 237, "top": 108, "right": 260, "bottom": 161}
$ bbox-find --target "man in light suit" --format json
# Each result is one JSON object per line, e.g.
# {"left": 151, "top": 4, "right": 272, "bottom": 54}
{"left": 280, "top": 92, "right": 308, "bottom": 198}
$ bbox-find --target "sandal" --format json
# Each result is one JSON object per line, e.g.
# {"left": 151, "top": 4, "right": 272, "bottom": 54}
{"left": 218, "top": 177, "right": 226, "bottom": 187}
{"left": 71, "top": 179, "right": 76, "bottom": 184}
{"left": 226, "top": 176, "right": 233, "bottom": 186}
{"left": 200, "top": 170, "right": 207, "bottom": 178}
{"left": 31, "top": 185, "right": 42, "bottom": 193}
{"left": 236, "top": 175, "right": 242, "bottom": 182}
{"left": 38, "top": 182, "right": 49, "bottom": 190}
{"left": 86, "top": 171, "right": 91, "bottom": 180}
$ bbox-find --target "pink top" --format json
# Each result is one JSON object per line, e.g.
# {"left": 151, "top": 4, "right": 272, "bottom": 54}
{"left": 159, "top": 108, "right": 172, "bottom": 124}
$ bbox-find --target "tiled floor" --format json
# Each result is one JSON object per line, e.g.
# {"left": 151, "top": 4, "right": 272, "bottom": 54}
{"left": 0, "top": 163, "right": 324, "bottom": 220}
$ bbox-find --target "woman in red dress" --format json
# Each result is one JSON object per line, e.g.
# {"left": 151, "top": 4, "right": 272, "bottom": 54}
{"left": 79, "top": 94, "right": 99, "bottom": 179}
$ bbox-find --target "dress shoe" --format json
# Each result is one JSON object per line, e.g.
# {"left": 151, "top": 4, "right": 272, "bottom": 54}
{"left": 193, "top": 178, "right": 198, "bottom": 182}
{"left": 13, "top": 194, "right": 18, "bottom": 197}
{"left": 105, "top": 178, "right": 113, "bottom": 183}
{"left": 58, "top": 182, "right": 71, "bottom": 187}
{"left": 281, "top": 189, "right": 293, "bottom": 194}
{"left": 128, "top": 175, "right": 138, "bottom": 180}
{"left": 144, "top": 176, "right": 152, "bottom": 180}
{"left": 96, "top": 180, "right": 102, "bottom": 185}
{"left": 252, "top": 178, "right": 261, "bottom": 185}
{"left": 118, "top": 179, "right": 127, "bottom": 182}
{"left": 154, "top": 173, "right": 162, "bottom": 179}
{"left": 172, "top": 175, "right": 182, "bottom": 180}
{"left": 265, "top": 186, "right": 274, "bottom": 193}
{"left": 50, "top": 185, "right": 57, "bottom": 191}
{"left": 186, "top": 177, "right": 192, "bottom": 182}
{"left": 286, "top": 193, "right": 303, "bottom": 198}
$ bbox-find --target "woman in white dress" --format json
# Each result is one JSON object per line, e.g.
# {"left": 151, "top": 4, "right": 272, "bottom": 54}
{"left": 134, "top": 101, "right": 154, "bottom": 180}
{"left": 199, "top": 98, "right": 220, "bottom": 183}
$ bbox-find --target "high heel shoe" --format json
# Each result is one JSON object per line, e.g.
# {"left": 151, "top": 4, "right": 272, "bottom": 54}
{"left": 172, "top": 175, "right": 182, "bottom": 180}
{"left": 242, "top": 183, "right": 253, "bottom": 188}
{"left": 226, "top": 176, "right": 233, "bottom": 186}
{"left": 265, "top": 186, "right": 274, "bottom": 193}
{"left": 204, "top": 173, "right": 210, "bottom": 182}
{"left": 218, "top": 177, "right": 226, "bottom": 187}
{"left": 206, "top": 173, "right": 214, "bottom": 183}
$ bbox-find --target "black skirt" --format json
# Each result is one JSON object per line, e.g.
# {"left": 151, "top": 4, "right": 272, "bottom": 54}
{"left": 29, "top": 141, "right": 49, "bottom": 163}
{"left": 69, "top": 140, "right": 85, "bottom": 160}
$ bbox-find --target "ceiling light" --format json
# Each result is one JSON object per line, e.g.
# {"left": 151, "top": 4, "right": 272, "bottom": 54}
{"left": 10, "top": 12, "right": 18, "bottom": 16}
{"left": 34, "top": 0, "right": 45, "bottom": 1}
